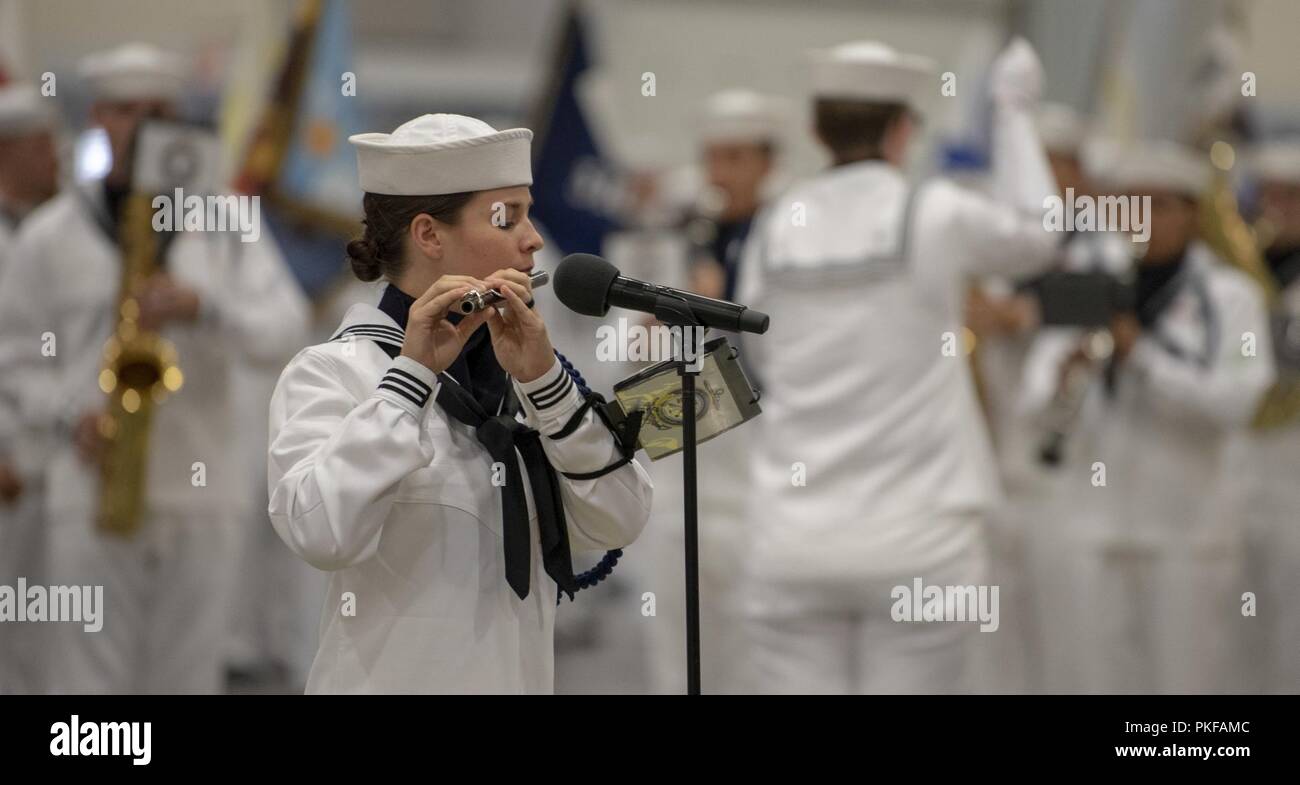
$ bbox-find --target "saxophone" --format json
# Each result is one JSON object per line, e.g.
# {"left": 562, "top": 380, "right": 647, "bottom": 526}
{"left": 95, "top": 193, "right": 184, "bottom": 536}
{"left": 1197, "top": 147, "right": 1300, "bottom": 431}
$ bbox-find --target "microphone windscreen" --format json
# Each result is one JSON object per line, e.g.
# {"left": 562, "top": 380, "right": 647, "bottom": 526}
{"left": 554, "top": 253, "right": 620, "bottom": 317}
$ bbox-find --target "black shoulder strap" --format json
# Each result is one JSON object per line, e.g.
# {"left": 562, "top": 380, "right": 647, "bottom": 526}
{"left": 553, "top": 392, "right": 643, "bottom": 481}
{"left": 545, "top": 352, "right": 644, "bottom": 481}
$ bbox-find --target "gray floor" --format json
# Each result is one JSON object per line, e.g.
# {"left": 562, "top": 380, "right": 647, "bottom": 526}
{"left": 554, "top": 576, "right": 654, "bottom": 695}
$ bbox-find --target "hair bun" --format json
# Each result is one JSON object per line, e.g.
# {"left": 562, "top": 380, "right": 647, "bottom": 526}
{"left": 346, "top": 237, "right": 383, "bottom": 282}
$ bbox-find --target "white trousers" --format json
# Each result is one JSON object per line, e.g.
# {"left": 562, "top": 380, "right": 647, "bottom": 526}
{"left": 641, "top": 432, "right": 751, "bottom": 694}
{"left": 1244, "top": 522, "right": 1300, "bottom": 693}
{"left": 1235, "top": 435, "right": 1300, "bottom": 694}
{"left": 44, "top": 509, "right": 236, "bottom": 694}
{"left": 226, "top": 494, "right": 325, "bottom": 686}
{"left": 1069, "top": 538, "right": 1247, "bottom": 694}
{"left": 0, "top": 483, "right": 48, "bottom": 694}
{"left": 967, "top": 513, "right": 1038, "bottom": 693}
{"left": 741, "top": 515, "right": 987, "bottom": 694}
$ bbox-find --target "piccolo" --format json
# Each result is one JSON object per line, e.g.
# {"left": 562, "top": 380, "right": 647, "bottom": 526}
{"left": 456, "top": 270, "right": 549, "bottom": 315}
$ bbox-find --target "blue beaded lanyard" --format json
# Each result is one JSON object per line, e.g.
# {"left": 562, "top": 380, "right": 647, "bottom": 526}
{"left": 553, "top": 350, "right": 624, "bottom": 602}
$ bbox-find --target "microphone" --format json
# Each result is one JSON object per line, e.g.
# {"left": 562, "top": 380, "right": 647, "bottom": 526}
{"left": 553, "top": 253, "right": 769, "bottom": 334}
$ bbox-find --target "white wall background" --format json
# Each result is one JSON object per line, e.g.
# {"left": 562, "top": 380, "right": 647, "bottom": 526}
{"left": 2, "top": 0, "right": 1297, "bottom": 171}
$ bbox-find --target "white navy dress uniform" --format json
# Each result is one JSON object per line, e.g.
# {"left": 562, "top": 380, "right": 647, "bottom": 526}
{"left": 641, "top": 89, "right": 787, "bottom": 695}
{"left": 1229, "top": 140, "right": 1300, "bottom": 692}
{"left": 0, "top": 44, "right": 309, "bottom": 693}
{"left": 966, "top": 101, "right": 1096, "bottom": 694}
{"left": 0, "top": 83, "right": 59, "bottom": 694}
{"left": 1019, "top": 143, "right": 1275, "bottom": 693}
{"left": 1012, "top": 216, "right": 1135, "bottom": 695}
{"left": 735, "top": 40, "right": 1059, "bottom": 693}
{"left": 266, "top": 115, "right": 653, "bottom": 694}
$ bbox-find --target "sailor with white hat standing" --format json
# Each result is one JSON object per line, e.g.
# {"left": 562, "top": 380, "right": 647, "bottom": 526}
{"left": 966, "top": 101, "right": 1129, "bottom": 693}
{"left": 266, "top": 113, "right": 654, "bottom": 693}
{"left": 689, "top": 89, "right": 786, "bottom": 302}
{"left": 638, "top": 88, "right": 787, "bottom": 694}
{"left": 735, "top": 38, "right": 1059, "bottom": 693}
{"left": 1019, "top": 141, "right": 1275, "bottom": 693}
{"left": 0, "top": 43, "right": 308, "bottom": 693}
{"left": 960, "top": 102, "right": 1090, "bottom": 695}
{"left": 1230, "top": 139, "right": 1300, "bottom": 692}
{"left": 0, "top": 84, "right": 58, "bottom": 259}
{"left": 0, "top": 82, "right": 59, "bottom": 694}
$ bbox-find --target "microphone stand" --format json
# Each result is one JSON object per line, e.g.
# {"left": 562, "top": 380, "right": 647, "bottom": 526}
{"left": 653, "top": 292, "right": 705, "bottom": 695}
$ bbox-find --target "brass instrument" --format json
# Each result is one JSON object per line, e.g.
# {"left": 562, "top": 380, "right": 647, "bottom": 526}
{"left": 96, "top": 193, "right": 184, "bottom": 536}
{"left": 1197, "top": 143, "right": 1300, "bottom": 431}
{"left": 1199, "top": 149, "right": 1277, "bottom": 300}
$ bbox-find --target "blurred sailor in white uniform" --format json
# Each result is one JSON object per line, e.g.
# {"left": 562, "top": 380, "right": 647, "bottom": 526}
{"left": 0, "top": 43, "right": 308, "bottom": 693}
{"left": 736, "top": 39, "right": 1059, "bottom": 694}
{"left": 1233, "top": 140, "right": 1300, "bottom": 693}
{"left": 963, "top": 102, "right": 1089, "bottom": 693}
{"left": 1019, "top": 141, "right": 1274, "bottom": 693}
{"left": 0, "top": 86, "right": 57, "bottom": 258}
{"left": 0, "top": 82, "right": 60, "bottom": 694}
{"left": 642, "top": 89, "right": 785, "bottom": 694}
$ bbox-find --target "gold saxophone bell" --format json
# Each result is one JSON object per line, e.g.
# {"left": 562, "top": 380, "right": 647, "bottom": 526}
{"left": 95, "top": 194, "right": 184, "bottom": 537}
{"left": 1197, "top": 141, "right": 1300, "bottom": 431}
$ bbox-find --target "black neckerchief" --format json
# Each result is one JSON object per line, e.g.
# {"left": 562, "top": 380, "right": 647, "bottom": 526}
{"left": 1102, "top": 250, "right": 1189, "bottom": 396}
{"left": 1134, "top": 250, "right": 1189, "bottom": 328}
{"left": 76, "top": 181, "right": 178, "bottom": 269}
{"left": 103, "top": 180, "right": 130, "bottom": 234}
{"left": 378, "top": 283, "right": 509, "bottom": 415}
{"left": 1265, "top": 244, "right": 1300, "bottom": 291}
{"left": 375, "top": 282, "right": 577, "bottom": 601}
{"left": 712, "top": 215, "right": 755, "bottom": 301}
